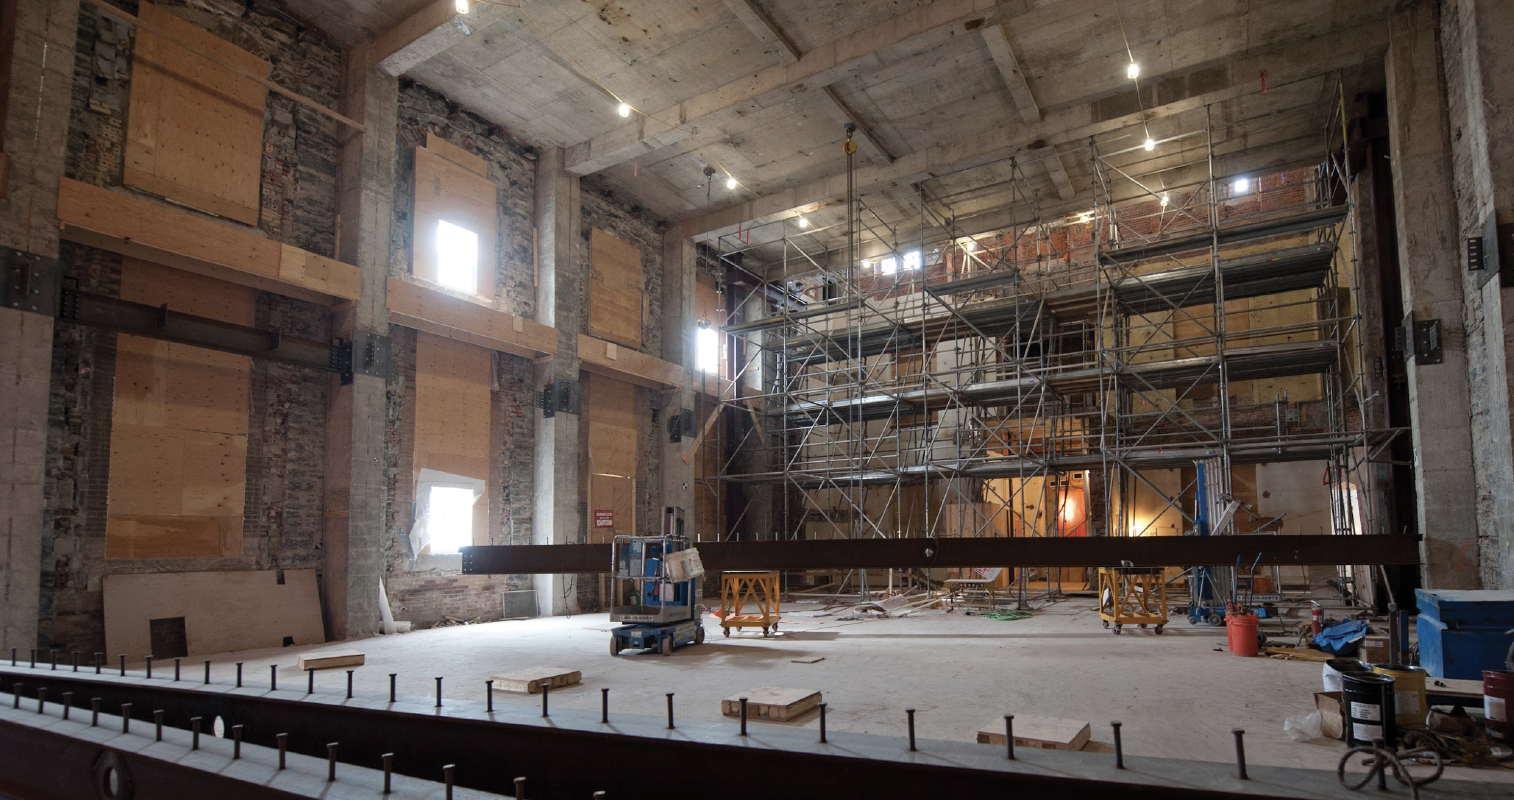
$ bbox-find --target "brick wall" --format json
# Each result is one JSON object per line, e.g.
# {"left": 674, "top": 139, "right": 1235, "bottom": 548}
{"left": 40, "top": 0, "right": 343, "bottom": 652}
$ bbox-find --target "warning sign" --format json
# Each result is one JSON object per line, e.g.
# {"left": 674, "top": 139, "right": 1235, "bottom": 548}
{"left": 593, "top": 510, "right": 614, "bottom": 528}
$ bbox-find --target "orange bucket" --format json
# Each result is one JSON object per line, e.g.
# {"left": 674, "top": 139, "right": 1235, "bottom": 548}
{"left": 1227, "top": 612, "right": 1259, "bottom": 657}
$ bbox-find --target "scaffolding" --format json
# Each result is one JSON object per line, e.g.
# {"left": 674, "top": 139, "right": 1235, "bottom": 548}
{"left": 705, "top": 83, "right": 1389, "bottom": 611}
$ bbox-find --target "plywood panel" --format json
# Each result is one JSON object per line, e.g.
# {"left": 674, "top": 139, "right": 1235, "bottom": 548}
{"left": 587, "top": 372, "right": 640, "bottom": 541}
{"left": 414, "top": 332, "right": 492, "bottom": 482}
{"left": 413, "top": 145, "right": 497, "bottom": 300}
{"left": 103, "top": 569, "right": 325, "bottom": 658}
{"left": 108, "top": 423, "right": 185, "bottom": 516}
{"left": 165, "top": 345, "right": 251, "bottom": 435}
{"left": 590, "top": 228, "right": 643, "bottom": 349}
{"left": 125, "top": 3, "right": 266, "bottom": 224}
{"left": 120, "top": 258, "right": 256, "bottom": 327}
{"left": 180, "top": 430, "right": 247, "bottom": 515}
{"left": 105, "top": 515, "right": 230, "bottom": 560}
{"left": 113, "top": 335, "right": 169, "bottom": 428}
{"left": 426, "top": 132, "right": 487, "bottom": 176}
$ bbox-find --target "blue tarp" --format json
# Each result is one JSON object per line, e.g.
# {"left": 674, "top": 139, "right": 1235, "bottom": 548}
{"left": 1313, "top": 619, "right": 1372, "bottom": 656}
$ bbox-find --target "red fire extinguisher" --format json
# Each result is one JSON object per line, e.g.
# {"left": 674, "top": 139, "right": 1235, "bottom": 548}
{"left": 1311, "top": 601, "right": 1324, "bottom": 636}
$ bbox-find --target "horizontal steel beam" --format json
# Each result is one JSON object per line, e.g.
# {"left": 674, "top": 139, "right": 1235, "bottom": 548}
{"left": 461, "top": 535, "right": 1419, "bottom": 575}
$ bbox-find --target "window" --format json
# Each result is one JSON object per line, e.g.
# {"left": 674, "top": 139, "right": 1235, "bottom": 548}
{"left": 425, "top": 485, "right": 476, "bottom": 555}
{"left": 696, "top": 326, "right": 720, "bottom": 374}
{"left": 879, "top": 256, "right": 898, "bottom": 275}
{"left": 877, "top": 250, "right": 920, "bottom": 275}
{"left": 436, "top": 220, "right": 479, "bottom": 293}
{"left": 903, "top": 250, "right": 922, "bottom": 271}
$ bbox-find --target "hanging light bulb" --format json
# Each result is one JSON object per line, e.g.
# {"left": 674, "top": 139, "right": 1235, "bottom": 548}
{"left": 1233, "top": 176, "right": 1250, "bottom": 193}
{"left": 1126, "top": 61, "right": 1139, "bottom": 80}
{"left": 1144, "top": 137, "right": 1155, "bottom": 151}
{"left": 1160, "top": 192, "right": 1170, "bottom": 207}
{"left": 797, "top": 216, "right": 809, "bottom": 228}
{"left": 455, "top": 0, "right": 469, "bottom": 13}
{"left": 616, "top": 102, "right": 631, "bottom": 118}
{"left": 961, "top": 237, "right": 977, "bottom": 252}
{"left": 726, "top": 176, "right": 737, "bottom": 190}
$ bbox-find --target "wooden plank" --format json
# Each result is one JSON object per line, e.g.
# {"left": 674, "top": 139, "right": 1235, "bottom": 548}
{"left": 103, "top": 569, "right": 325, "bottom": 657}
{"left": 124, "top": 3, "right": 265, "bottom": 225}
{"left": 976, "top": 716, "right": 1091, "bottom": 751}
{"left": 721, "top": 688, "right": 822, "bottom": 722}
{"left": 491, "top": 667, "right": 582, "bottom": 694}
{"left": 386, "top": 277, "right": 556, "bottom": 359}
{"left": 57, "top": 178, "right": 356, "bottom": 305}
{"left": 279, "top": 245, "right": 362, "bottom": 302}
{"left": 296, "top": 652, "right": 366, "bottom": 671}
{"left": 589, "top": 228, "right": 643, "bottom": 348}
{"left": 426, "top": 132, "right": 488, "bottom": 176}
{"left": 105, "top": 514, "right": 231, "bottom": 559}
{"left": 413, "top": 145, "right": 497, "bottom": 300}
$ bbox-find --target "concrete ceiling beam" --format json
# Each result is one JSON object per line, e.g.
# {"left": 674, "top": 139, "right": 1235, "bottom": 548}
{"left": 721, "top": 0, "right": 801, "bottom": 64}
{"left": 679, "top": 22, "right": 1388, "bottom": 242}
{"left": 563, "top": 0, "right": 1110, "bottom": 177}
{"left": 981, "top": 22, "right": 1075, "bottom": 200}
{"left": 371, "top": 0, "right": 508, "bottom": 76}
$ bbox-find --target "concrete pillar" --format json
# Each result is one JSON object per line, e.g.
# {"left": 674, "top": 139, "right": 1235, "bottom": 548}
{"left": 1440, "top": 0, "right": 1514, "bottom": 588}
{"left": 660, "top": 231, "right": 696, "bottom": 528}
{"left": 0, "top": 0, "right": 79, "bottom": 652}
{"left": 532, "top": 147, "right": 582, "bottom": 616}
{"left": 325, "top": 44, "right": 397, "bottom": 639}
{"left": 1383, "top": 5, "right": 1480, "bottom": 589}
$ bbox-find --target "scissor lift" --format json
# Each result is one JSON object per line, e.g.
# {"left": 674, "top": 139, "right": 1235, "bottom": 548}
{"left": 609, "top": 507, "right": 704, "bottom": 656}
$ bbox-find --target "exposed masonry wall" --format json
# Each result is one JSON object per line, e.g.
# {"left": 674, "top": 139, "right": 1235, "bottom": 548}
{"left": 576, "top": 178, "right": 668, "bottom": 612}
{"left": 41, "top": 0, "right": 342, "bottom": 652}
{"left": 1440, "top": 0, "right": 1514, "bottom": 589}
{"left": 383, "top": 82, "right": 541, "bottom": 625}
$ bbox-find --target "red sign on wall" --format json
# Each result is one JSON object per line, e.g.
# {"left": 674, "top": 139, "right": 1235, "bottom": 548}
{"left": 594, "top": 510, "right": 614, "bottom": 528}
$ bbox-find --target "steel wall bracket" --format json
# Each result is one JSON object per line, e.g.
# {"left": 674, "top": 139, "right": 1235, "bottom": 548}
{"left": 668, "top": 408, "right": 695, "bottom": 441}
{"left": 0, "top": 247, "right": 60, "bottom": 316}
{"left": 332, "top": 330, "right": 391, "bottom": 385}
{"left": 540, "top": 377, "right": 581, "bottom": 417}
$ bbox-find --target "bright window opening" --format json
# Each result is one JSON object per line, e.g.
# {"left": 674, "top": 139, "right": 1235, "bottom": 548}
{"left": 696, "top": 326, "right": 720, "bottom": 374}
{"left": 903, "top": 250, "right": 922, "bottom": 270}
{"left": 879, "top": 256, "right": 898, "bottom": 275}
{"left": 426, "top": 485, "right": 475, "bottom": 555}
{"left": 436, "top": 220, "right": 479, "bottom": 293}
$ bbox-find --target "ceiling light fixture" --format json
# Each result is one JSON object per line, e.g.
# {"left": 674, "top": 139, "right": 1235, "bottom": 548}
{"left": 1143, "top": 137, "right": 1155, "bottom": 151}
{"left": 1126, "top": 61, "right": 1139, "bottom": 80}
{"left": 616, "top": 102, "right": 631, "bottom": 118}
{"left": 797, "top": 216, "right": 809, "bottom": 228}
{"left": 726, "top": 176, "right": 738, "bottom": 190}
{"left": 455, "top": 0, "right": 469, "bottom": 13}
{"left": 1160, "top": 192, "right": 1169, "bottom": 207}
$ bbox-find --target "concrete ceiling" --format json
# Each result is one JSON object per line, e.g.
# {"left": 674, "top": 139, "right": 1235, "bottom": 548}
{"left": 300, "top": 0, "right": 1393, "bottom": 260}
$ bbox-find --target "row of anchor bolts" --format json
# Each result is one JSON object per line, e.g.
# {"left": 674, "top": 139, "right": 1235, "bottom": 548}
{"left": 10, "top": 648, "right": 1259, "bottom": 781}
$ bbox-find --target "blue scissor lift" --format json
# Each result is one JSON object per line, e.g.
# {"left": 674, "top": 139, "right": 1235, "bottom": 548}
{"left": 609, "top": 507, "right": 704, "bottom": 656}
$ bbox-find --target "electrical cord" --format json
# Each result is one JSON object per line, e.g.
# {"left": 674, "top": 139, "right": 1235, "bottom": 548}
{"left": 1336, "top": 743, "right": 1443, "bottom": 800}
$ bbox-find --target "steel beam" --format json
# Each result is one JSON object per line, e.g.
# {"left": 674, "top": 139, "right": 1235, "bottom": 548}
{"left": 461, "top": 534, "right": 1419, "bottom": 575}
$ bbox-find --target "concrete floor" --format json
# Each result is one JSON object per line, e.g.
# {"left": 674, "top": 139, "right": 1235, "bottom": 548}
{"left": 199, "top": 597, "right": 1514, "bottom": 786}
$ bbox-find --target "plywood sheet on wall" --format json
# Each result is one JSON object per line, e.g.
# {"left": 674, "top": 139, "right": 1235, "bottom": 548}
{"left": 124, "top": 3, "right": 266, "bottom": 225}
{"left": 413, "top": 145, "right": 497, "bottom": 300}
{"left": 413, "top": 332, "right": 493, "bottom": 483}
{"left": 590, "top": 228, "right": 643, "bottom": 349}
{"left": 106, "top": 259, "right": 253, "bottom": 559}
{"left": 587, "top": 373, "right": 640, "bottom": 541}
{"left": 103, "top": 569, "right": 324, "bottom": 658}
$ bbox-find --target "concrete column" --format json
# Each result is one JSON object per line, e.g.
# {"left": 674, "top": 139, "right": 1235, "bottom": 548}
{"left": 1383, "top": 5, "right": 1480, "bottom": 589}
{"left": 660, "top": 231, "right": 696, "bottom": 528}
{"left": 1440, "top": 0, "right": 1514, "bottom": 588}
{"left": 0, "top": 0, "right": 79, "bottom": 652}
{"left": 532, "top": 147, "right": 582, "bottom": 616}
{"left": 325, "top": 44, "right": 397, "bottom": 639}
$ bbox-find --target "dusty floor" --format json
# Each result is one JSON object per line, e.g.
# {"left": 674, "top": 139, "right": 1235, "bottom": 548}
{"left": 199, "top": 597, "right": 1514, "bottom": 785}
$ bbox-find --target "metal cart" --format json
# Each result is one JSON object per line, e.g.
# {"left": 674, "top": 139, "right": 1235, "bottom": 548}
{"left": 1098, "top": 566, "right": 1168, "bottom": 634}
{"left": 609, "top": 507, "right": 704, "bottom": 656}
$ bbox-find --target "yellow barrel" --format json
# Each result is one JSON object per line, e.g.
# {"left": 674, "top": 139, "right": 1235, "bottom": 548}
{"left": 1373, "top": 664, "right": 1428, "bottom": 728}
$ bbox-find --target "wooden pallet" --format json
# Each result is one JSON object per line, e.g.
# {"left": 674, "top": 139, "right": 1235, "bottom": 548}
{"left": 491, "top": 667, "right": 581, "bottom": 694}
{"left": 295, "top": 651, "right": 364, "bottom": 671}
{"left": 976, "top": 716, "right": 1091, "bottom": 751}
{"left": 721, "top": 687, "right": 822, "bottom": 722}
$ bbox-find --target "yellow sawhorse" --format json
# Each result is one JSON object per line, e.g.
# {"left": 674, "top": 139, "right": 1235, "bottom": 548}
{"left": 1097, "top": 567, "right": 1168, "bottom": 635}
{"left": 720, "top": 571, "right": 779, "bottom": 637}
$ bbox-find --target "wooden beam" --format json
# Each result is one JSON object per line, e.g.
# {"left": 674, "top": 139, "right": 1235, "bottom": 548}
{"left": 681, "top": 23, "right": 1389, "bottom": 240}
{"left": 371, "top": 0, "right": 507, "bottom": 77}
{"left": 80, "top": 0, "right": 364, "bottom": 133}
{"left": 57, "top": 178, "right": 361, "bottom": 305}
{"left": 564, "top": 0, "right": 1108, "bottom": 176}
{"left": 980, "top": 23, "right": 1074, "bottom": 200}
{"left": 577, "top": 334, "right": 686, "bottom": 390}
{"left": 720, "top": 0, "right": 801, "bottom": 64}
{"left": 386, "top": 277, "right": 557, "bottom": 360}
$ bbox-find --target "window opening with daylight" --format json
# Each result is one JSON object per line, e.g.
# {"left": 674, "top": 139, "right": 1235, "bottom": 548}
{"left": 697, "top": 326, "right": 720, "bottom": 374}
{"left": 902, "top": 250, "right": 922, "bottom": 270}
{"left": 435, "top": 220, "right": 479, "bottom": 293}
{"left": 410, "top": 468, "right": 484, "bottom": 557}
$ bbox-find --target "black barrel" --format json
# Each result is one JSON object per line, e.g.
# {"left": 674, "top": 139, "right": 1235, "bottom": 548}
{"left": 1342, "top": 672, "right": 1396, "bottom": 748}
